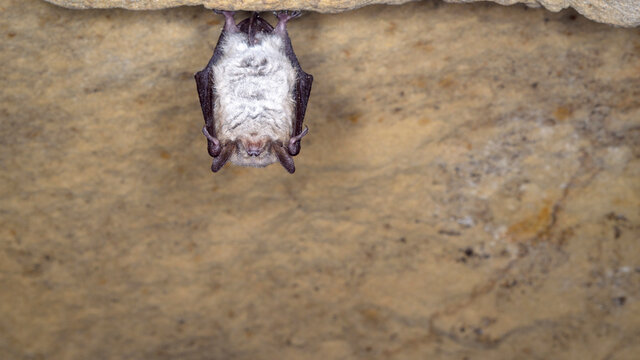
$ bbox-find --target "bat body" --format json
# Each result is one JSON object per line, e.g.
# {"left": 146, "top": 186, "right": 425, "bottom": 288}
{"left": 195, "top": 11, "right": 313, "bottom": 173}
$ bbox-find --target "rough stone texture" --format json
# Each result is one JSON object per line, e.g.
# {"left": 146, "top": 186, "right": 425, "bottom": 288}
{"left": 454, "top": 0, "right": 640, "bottom": 27}
{"left": 2, "top": 0, "right": 640, "bottom": 359}
{"left": 42, "top": 0, "right": 416, "bottom": 11}
{"left": 42, "top": 0, "right": 640, "bottom": 27}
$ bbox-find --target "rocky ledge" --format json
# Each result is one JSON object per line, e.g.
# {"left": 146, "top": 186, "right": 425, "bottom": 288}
{"left": 42, "top": 0, "right": 640, "bottom": 27}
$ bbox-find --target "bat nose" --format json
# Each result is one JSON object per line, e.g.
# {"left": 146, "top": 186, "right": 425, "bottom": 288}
{"left": 245, "top": 140, "right": 264, "bottom": 156}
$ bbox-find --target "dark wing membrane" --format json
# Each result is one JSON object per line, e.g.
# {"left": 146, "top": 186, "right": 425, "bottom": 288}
{"left": 294, "top": 72, "right": 313, "bottom": 137}
{"left": 194, "top": 67, "right": 214, "bottom": 137}
{"left": 279, "top": 28, "right": 313, "bottom": 138}
{"left": 195, "top": 30, "right": 230, "bottom": 156}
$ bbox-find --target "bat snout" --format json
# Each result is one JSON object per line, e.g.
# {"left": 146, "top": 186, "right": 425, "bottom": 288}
{"left": 242, "top": 139, "right": 266, "bottom": 157}
{"left": 229, "top": 138, "right": 279, "bottom": 168}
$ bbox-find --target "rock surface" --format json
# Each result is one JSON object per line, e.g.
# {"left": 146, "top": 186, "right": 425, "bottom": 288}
{"left": 2, "top": 1, "right": 640, "bottom": 359}
{"left": 42, "top": 0, "right": 640, "bottom": 27}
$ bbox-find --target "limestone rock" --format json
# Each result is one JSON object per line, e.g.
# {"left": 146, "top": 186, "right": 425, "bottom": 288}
{"left": 445, "top": 0, "right": 640, "bottom": 27}
{"left": 42, "top": 0, "right": 640, "bottom": 27}
{"left": 41, "top": 0, "right": 415, "bottom": 12}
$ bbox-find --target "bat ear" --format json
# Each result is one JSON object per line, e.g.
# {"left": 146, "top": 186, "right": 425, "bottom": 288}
{"left": 202, "top": 126, "right": 222, "bottom": 157}
{"left": 211, "top": 142, "right": 236, "bottom": 172}
{"left": 287, "top": 126, "right": 309, "bottom": 156}
{"left": 272, "top": 142, "right": 296, "bottom": 174}
{"left": 208, "top": 140, "right": 222, "bottom": 157}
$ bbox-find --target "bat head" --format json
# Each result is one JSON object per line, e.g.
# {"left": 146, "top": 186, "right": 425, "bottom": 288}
{"left": 230, "top": 126, "right": 307, "bottom": 173}
{"left": 230, "top": 133, "right": 279, "bottom": 168}
{"left": 207, "top": 130, "right": 303, "bottom": 174}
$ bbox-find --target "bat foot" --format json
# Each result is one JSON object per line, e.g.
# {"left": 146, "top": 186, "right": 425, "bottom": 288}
{"left": 214, "top": 10, "right": 239, "bottom": 33}
{"left": 274, "top": 11, "right": 302, "bottom": 33}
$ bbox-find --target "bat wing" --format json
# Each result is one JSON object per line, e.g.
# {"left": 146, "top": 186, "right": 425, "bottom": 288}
{"left": 294, "top": 70, "right": 313, "bottom": 139}
{"left": 195, "top": 31, "right": 229, "bottom": 157}
{"left": 281, "top": 29, "right": 313, "bottom": 155}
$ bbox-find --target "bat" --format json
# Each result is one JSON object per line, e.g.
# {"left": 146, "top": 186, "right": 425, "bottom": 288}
{"left": 195, "top": 11, "right": 313, "bottom": 174}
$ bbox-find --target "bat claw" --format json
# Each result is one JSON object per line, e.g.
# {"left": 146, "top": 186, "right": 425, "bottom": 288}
{"left": 274, "top": 10, "right": 302, "bottom": 19}
{"left": 274, "top": 11, "right": 302, "bottom": 33}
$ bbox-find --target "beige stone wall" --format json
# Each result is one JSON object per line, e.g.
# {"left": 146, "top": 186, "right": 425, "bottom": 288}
{"left": 42, "top": 0, "right": 640, "bottom": 27}
{"left": 2, "top": 1, "right": 639, "bottom": 359}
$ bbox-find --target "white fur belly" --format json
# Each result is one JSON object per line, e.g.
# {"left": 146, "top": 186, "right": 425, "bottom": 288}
{"left": 212, "top": 32, "right": 296, "bottom": 142}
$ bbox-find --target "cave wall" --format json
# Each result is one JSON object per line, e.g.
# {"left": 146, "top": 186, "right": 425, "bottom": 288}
{"left": 1, "top": 1, "right": 639, "bottom": 359}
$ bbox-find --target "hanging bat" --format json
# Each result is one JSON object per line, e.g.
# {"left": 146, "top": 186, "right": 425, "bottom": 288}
{"left": 195, "top": 11, "right": 313, "bottom": 173}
